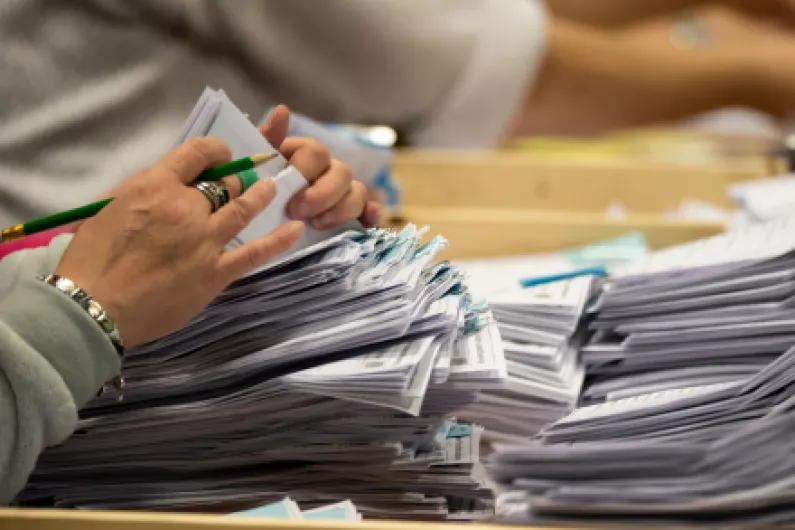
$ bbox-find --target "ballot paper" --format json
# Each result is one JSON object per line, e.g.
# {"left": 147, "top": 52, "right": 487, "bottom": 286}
{"left": 728, "top": 174, "right": 795, "bottom": 223}
{"left": 452, "top": 273, "right": 596, "bottom": 443}
{"left": 457, "top": 231, "right": 648, "bottom": 301}
{"left": 488, "top": 212, "right": 795, "bottom": 526}
{"left": 176, "top": 87, "right": 362, "bottom": 269}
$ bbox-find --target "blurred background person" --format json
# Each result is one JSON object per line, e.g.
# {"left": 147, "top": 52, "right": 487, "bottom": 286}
{"left": 4, "top": 0, "right": 795, "bottom": 228}
{"left": 542, "top": 0, "right": 795, "bottom": 138}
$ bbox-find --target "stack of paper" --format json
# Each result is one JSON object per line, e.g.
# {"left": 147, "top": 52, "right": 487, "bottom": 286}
{"left": 455, "top": 276, "right": 595, "bottom": 443}
{"left": 19, "top": 90, "right": 506, "bottom": 521}
{"left": 581, "top": 214, "right": 795, "bottom": 403}
{"left": 487, "top": 214, "right": 795, "bottom": 525}
{"left": 22, "top": 225, "right": 503, "bottom": 519}
{"left": 455, "top": 238, "right": 643, "bottom": 443}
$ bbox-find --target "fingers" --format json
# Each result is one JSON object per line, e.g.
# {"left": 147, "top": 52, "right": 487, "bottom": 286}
{"left": 288, "top": 159, "right": 352, "bottom": 220}
{"left": 218, "top": 221, "right": 305, "bottom": 281}
{"left": 160, "top": 137, "right": 232, "bottom": 184}
{"left": 210, "top": 179, "right": 277, "bottom": 243}
{"left": 308, "top": 180, "right": 369, "bottom": 230}
{"left": 258, "top": 105, "right": 290, "bottom": 149}
{"left": 360, "top": 200, "right": 383, "bottom": 228}
{"left": 279, "top": 137, "right": 332, "bottom": 183}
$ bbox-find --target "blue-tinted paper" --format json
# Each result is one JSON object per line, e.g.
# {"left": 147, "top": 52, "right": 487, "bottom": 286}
{"left": 233, "top": 500, "right": 292, "bottom": 519}
{"left": 303, "top": 506, "right": 348, "bottom": 520}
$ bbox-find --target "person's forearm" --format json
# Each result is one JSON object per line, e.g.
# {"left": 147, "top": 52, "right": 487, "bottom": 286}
{"left": 511, "top": 18, "right": 752, "bottom": 137}
{"left": 546, "top": 0, "right": 709, "bottom": 27}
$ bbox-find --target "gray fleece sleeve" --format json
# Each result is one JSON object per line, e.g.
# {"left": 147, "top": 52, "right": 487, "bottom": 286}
{"left": 0, "top": 234, "right": 120, "bottom": 504}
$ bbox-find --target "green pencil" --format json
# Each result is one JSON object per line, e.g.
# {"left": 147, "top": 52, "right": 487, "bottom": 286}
{"left": 1, "top": 153, "right": 277, "bottom": 243}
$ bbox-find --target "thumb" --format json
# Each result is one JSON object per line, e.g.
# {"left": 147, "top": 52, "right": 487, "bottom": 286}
{"left": 258, "top": 104, "right": 290, "bottom": 149}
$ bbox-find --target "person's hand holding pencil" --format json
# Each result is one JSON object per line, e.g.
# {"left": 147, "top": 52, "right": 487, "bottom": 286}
{"left": 54, "top": 105, "right": 381, "bottom": 239}
{"left": 54, "top": 137, "right": 305, "bottom": 349}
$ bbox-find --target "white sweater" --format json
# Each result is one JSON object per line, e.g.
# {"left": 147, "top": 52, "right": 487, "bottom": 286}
{"left": 0, "top": 0, "right": 547, "bottom": 227}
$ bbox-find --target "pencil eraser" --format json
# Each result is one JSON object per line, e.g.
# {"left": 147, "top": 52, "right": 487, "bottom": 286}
{"left": 238, "top": 169, "right": 260, "bottom": 193}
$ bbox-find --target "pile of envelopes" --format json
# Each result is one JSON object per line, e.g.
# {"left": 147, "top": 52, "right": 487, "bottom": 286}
{"left": 490, "top": 214, "right": 795, "bottom": 525}
{"left": 20, "top": 89, "right": 506, "bottom": 521}
{"left": 457, "top": 275, "right": 594, "bottom": 444}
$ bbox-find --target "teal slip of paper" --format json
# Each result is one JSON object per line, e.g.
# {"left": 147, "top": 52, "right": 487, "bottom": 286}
{"left": 232, "top": 501, "right": 292, "bottom": 518}
{"left": 303, "top": 507, "right": 348, "bottom": 520}
{"left": 447, "top": 424, "right": 472, "bottom": 438}
{"left": 518, "top": 232, "right": 648, "bottom": 288}
{"left": 563, "top": 231, "right": 648, "bottom": 267}
{"left": 519, "top": 266, "right": 607, "bottom": 289}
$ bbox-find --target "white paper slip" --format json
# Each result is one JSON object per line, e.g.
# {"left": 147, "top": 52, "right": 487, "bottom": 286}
{"left": 555, "top": 381, "right": 742, "bottom": 426}
{"left": 728, "top": 175, "right": 795, "bottom": 221}
{"left": 614, "top": 213, "right": 795, "bottom": 281}
{"left": 177, "top": 87, "right": 363, "bottom": 270}
{"left": 449, "top": 321, "right": 508, "bottom": 382}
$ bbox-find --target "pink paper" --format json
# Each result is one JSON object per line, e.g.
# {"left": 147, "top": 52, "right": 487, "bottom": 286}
{"left": 0, "top": 226, "right": 72, "bottom": 262}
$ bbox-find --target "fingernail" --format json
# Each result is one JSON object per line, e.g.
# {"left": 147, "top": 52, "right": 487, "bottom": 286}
{"left": 289, "top": 221, "right": 305, "bottom": 236}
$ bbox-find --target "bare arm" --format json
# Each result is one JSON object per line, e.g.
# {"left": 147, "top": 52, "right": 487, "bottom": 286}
{"left": 546, "top": 0, "right": 707, "bottom": 27}
{"left": 545, "top": 0, "right": 793, "bottom": 28}
{"left": 510, "top": 16, "right": 779, "bottom": 137}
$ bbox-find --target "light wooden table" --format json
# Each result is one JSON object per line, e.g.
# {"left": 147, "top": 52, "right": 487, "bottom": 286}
{"left": 0, "top": 507, "right": 704, "bottom": 530}
{"left": 386, "top": 150, "right": 773, "bottom": 259}
{"left": 0, "top": 509, "right": 560, "bottom": 530}
{"left": 392, "top": 149, "right": 772, "bottom": 212}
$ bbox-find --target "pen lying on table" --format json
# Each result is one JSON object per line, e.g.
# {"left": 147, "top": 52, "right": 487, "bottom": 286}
{"left": 0, "top": 153, "right": 277, "bottom": 243}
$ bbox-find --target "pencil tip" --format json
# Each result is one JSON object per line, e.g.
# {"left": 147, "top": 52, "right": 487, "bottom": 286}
{"left": 251, "top": 153, "right": 278, "bottom": 165}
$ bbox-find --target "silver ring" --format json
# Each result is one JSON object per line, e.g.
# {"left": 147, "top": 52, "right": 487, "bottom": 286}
{"left": 193, "top": 181, "right": 230, "bottom": 213}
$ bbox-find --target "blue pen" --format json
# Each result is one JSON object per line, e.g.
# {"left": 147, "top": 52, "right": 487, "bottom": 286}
{"left": 519, "top": 265, "right": 608, "bottom": 289}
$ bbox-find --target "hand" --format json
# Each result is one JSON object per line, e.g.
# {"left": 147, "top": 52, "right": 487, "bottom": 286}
{"left": 55, "top": 138, "right": 305, "bottom": 348}
{"left": 259, "top": 105, "right": 383, "bottom": 230}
